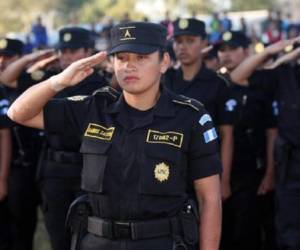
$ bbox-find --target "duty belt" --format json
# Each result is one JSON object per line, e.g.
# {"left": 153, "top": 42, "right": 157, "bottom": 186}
{"left": 47, "top": 149, "right": 82, "bottom": 164}
{"left": 87, "top": 216, "right": 180, "bottom": 240}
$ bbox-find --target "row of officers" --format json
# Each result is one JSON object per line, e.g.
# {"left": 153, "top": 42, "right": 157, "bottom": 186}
{"left": 0, "top": 18, "right": 299, "bottom": 250}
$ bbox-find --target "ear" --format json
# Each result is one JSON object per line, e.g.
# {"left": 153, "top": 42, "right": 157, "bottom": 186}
{"left": 160, "top": 52, "right": 171, "bottom": 74}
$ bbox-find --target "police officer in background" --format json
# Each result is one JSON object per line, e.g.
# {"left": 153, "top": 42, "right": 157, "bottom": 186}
{"left": 0, "top": 37, "right": 40, "bottom": 250}
{"left": 1, "top": 28, "right": 108, "bottom": 250}
{"left": 230, "top": 37, "right": 300, "bottom": 250}
{"left": 164, "top": 18, "right": 234, "bottom": 205}
{"left": 8, "top": 21, "right": 222, "bottom": 250}
{"left": 216, "top": 31, "right": 278, "bottom": 250}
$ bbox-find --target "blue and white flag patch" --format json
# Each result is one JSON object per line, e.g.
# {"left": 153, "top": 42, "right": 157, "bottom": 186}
{"left": 199, "top": 114, "right": 212, "bottom": 126}
{"left": 203, "top": 128, "right": 218, "bottom": 143}
{"left": 225, "top": 99, "right": 237, "bottom": 112}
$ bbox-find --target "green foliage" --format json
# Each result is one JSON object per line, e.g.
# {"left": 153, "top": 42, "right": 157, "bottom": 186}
{"left": 230, "top": 0, "right": 276, "bottom": 11}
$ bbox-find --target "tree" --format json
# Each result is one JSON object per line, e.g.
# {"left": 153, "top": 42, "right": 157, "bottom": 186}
{"left": 230, "top": 0, "right": 276, "bottom": 11}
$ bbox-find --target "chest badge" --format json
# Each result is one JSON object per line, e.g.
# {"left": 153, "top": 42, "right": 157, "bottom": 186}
{"left": 154, "top": 162, "right": 170, "bottom": 183}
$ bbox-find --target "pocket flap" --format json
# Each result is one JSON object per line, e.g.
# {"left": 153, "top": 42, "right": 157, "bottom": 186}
{"left": 80, "top": 139, "right": 111, "bottom": 154}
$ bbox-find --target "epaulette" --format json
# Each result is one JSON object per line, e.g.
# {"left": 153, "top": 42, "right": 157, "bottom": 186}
{"left": 172, "top": 95, "right": 203, "bottom": 112}
{"left": 93, "top": 86, "right": 120, "bottom": 100}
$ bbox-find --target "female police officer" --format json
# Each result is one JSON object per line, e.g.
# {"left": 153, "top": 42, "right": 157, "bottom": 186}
{"left": 7, "top": 22, "right": 222, "bottom": 250}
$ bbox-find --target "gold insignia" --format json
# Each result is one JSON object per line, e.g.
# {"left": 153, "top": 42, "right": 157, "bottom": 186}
{"left": 146, "top": 129, "right": 184, "bottom": 148}
{"left": 63, "top": 33, "right": 72, "bottom": 42}
{"left": 31, "top": 70, "right": 45, "bottom": 81}
{"left": 84, "top": 123, "right": 115, "bottom": 141}
{"left": 67, "top": 95, "right": 88, "bottom": 101}
{"left": 222, "top": 32, "right": 232, "bottom": 41}
{"left": 284, "top": 44, "right": 293, "bottom": 53}
{"left": 124, "top": 29, "right": 131, "bottom": 38}
{"left": 178, "top": 19, "right": 189, "bottom": 29}
{"left": 120, "top": 26, "right": 136, "bottom": 41}
{"left": 154, "top": 162, "right": 170, "bottom": 182}
{"left": 254, "top": 43, "right": 265, "bottom": 54}
{"left": 0, "top": 39, "right": 8, "bottom": 49}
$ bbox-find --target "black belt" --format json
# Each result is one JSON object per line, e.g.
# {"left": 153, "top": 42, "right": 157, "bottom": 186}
{"left": 87, "top": 216, "right": 179, "bottom": 240}
{"left": 47, "top": 149, "right": 82, "bottom": 164}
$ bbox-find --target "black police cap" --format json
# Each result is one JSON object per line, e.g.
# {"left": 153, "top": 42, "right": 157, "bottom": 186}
{"left": 109, "top": 22, "right": 167, "bottom": 55}
{"left": 57, "top": 27, "right": 95, "bottom": 50}
{"left": 0, "top": 38, "right": 24, "bottom": 56}
{"left": 173, "top": 18, "right": 207, "bottom": 38}
{"left": 215, "top": 31, "right": 251, "bottom": 50}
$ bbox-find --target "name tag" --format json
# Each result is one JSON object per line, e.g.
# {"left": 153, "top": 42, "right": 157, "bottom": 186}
{"left": 146, "top": 129, "right": 183, "bottom": 148}
{"left": 84, "top": 123, "right": 115, "bottom": 141}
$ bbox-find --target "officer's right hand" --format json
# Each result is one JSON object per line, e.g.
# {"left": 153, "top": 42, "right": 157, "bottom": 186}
{"left": 0, "top": 177, "right": 8, "bottom": 201}
{"left": 24, "top": 49, "right": 55, "bottom": 64}
{"left": 264, "top": 37, "right": 300, "bottom": 56}
{"left": 221, "top": 179, "right": 231, "bottom": 201}
{"left": 52, "top": 51, "right": 107, "bottom": 89}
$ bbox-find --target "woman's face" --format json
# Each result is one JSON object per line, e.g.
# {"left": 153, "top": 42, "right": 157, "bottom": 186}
{"left": 113, "top": 51, "right": 169, "bottom": 95}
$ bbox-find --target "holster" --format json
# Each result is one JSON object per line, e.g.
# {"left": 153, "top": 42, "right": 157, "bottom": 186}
{"left": 173, "top": 199, "right": 199, "bottom": 250}
{"left": 274, "top": 136, "right": 293, "bottom": 185}
{"left": 66, "top": 194, "right": 91, "bottom": 250}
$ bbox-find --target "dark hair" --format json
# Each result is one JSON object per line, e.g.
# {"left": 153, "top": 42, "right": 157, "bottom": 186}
{"left": 158, "top": 47, "right": 167, "bottom": 60}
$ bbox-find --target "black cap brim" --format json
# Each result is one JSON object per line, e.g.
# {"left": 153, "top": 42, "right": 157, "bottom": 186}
{"left": 173, "top": 31, "right": 204, "bottom": 38}
{"left": 109, "top": 43, "right": 159, "bottom": 55}
{"left": 0, "top": 50, "right": 20, "bottom": 56}
{"left": 215, "top": 41, "right": 245, "bottom": 51}
{"left": 56, "top": 43, "right": 92, "bottom": 50}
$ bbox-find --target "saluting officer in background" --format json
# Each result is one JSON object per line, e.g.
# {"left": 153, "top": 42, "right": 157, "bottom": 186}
{"left": 230, "top": 37, "right": 300, "bottom": 250}
{"left": 216, "top": 31, "right": 278, "bottom": 250}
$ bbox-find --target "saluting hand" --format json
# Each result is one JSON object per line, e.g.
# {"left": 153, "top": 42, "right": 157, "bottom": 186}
{"left": 51, "top": 51, "right": 107, "bottom": 90}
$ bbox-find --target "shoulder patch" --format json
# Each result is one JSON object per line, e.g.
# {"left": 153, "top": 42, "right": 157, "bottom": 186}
{"left": 67, "top": 95, "right": 88, "bottom": 101}
{"left": 172, "top": 95, "right": 203, "bottom": 111}
{"left": 93, "top": 86, "right": 120, "bottom": 100}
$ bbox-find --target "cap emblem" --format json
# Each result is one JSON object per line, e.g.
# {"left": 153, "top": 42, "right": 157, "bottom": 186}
{"left": 223, "top": 32, "right": 232, "bottom": 41}
{"left": 0, "top": 39, "right": 8, "bottom": 49}
{"left": 63, "top": 33, "right": 72, "bottom": 42}
{"left": 178, "top": 19, "right": 189, "bottom": 29}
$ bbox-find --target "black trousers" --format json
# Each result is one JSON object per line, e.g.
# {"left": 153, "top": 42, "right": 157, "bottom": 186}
{"left": 220, "top": 172, "right": 277, "bottom": 250}
{"left": 275, "top": 149, "right": 300, "bottom": 250}
{"left": 41, "top": 177, "right": 83, "bottom": 250}
{"left": 0, "top": 200, "right": 11, "bottom": 250}
{"left": 7, "top": 165, "right": 39, "bottom": 250}
{"left": 80, "top": 233, "right": 197, "bottom": 250}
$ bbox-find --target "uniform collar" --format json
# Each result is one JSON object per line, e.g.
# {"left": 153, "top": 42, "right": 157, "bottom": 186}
{"left": 177, "top": 64, "right": 215, "bottom": 82}
{"left": 106, "top": 85, "right": 176, "bottom": 118}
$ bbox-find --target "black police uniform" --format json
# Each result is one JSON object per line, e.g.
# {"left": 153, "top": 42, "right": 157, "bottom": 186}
{"left": 0, "top": 86, "right": 12, "bottom": 250}
{"left": 38, "top": 27, "right": 108, "bottom": 250}
{"left": 216, "top": 31, "right": 278, "bottom": 250}
{"left": 44, "top": 85, "right": 221, "bottom": 250}
{"left": 245, "top": 63, "right": 300, "bottom": 250}
{"left": 0, "top": 37, "right": 41, "bottom": 250}
{"left": 42, "top": 22, "right": 222, "bottom": 250}
{"left": 220, "top": 83, "right": 278, "bottom": 250}
{"left": 164, "top": 18, "right": 232, "bottom": 127}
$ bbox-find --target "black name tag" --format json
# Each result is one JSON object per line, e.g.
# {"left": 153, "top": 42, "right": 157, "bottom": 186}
{"left": 84, "top": 123, "right": 115, "bottom": 141}
{"left": 146, "top": 129, "right": 183, "bottom": 148}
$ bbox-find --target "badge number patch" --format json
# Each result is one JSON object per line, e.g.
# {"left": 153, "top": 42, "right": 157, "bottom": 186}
{"left": 84, "top": 123, "right": 115, "bottom": 141}
{"left": 146, "top": 130, "right": 183, "bottom": 148}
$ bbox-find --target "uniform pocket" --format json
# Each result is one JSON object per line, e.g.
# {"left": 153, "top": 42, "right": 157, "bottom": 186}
{"left": 139, "top": 145, "right": 185, "bottom": 196}
{"left": 80, "top": 139, "right": 111, "bottom": 193}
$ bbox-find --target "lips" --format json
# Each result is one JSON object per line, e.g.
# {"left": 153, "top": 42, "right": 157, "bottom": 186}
{"left": 124, "top": 76, "right": 139, "bottom": 82}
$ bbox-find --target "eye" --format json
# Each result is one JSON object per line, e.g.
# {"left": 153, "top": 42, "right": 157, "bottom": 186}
{"left": 137, "top": 54, "right": 148, "bottom": 60}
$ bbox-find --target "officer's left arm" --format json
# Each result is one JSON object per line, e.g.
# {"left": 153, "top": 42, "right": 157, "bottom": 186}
{"left": 194, "top": 175, "right": 222, "bottom": 250}
{"left": 188, "top": 108, "right": 222, "bottom": 250}
{"left": 0, "top": 128, "right": 12, "bottom": 201}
